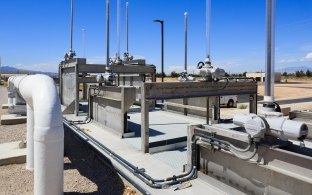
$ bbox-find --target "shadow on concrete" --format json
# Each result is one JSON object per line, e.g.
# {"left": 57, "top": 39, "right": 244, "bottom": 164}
{"left": 128, "top": 121, "right": 165, "bottom": 137}
{"left": 63, "top": 127, "right": 126, "bottom": 195}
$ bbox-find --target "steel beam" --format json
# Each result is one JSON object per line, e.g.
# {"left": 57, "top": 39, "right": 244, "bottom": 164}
{"left": 111, "top": 64, "right": 156, "bottom": 74}
{"left": 143, "top": 81, "right": 257, "bottom": 100}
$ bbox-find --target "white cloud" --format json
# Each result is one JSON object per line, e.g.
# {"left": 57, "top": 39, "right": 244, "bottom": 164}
{"left": 304, "top": 52, "right": 312, "bottom": 60}
{"left": 87, "top": 56, "right": 105, "bottom": 64}
{"left": 278, "top": 52, "right": 312, "bottom": 64}
{"left": 278, "top": 59, "right": 299, "bottom": 63}
{"left": 12, "top": 62, "right": 59, "bottom": 73}
{"left": 132, "top": 54, "right": 146, "bottom": 60}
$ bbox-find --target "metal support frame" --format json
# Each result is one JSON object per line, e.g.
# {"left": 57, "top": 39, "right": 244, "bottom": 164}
{"left": 59, "top": 58, "right": 156, "bottom": 116}
{"left": 140, "top": 81, "right": 257, "bottom": 153}
{"left": 59, "top": 58, "right": 107, "bottom": 115}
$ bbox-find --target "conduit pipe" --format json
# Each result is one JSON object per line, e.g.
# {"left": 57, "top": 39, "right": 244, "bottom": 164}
{"left": 64, "top": 118, "right": 196, "bottom": 189}
{"left": 10, "top": 74, "right": 64, "bottom": 195}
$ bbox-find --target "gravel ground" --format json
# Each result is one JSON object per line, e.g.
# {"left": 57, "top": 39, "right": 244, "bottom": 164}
{"left": 0, "top": 85, "right": 136, "bottom": 195}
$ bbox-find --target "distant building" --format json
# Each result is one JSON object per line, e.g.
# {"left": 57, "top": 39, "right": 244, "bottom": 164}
{"left": 246, "top": 72, "right": 281, "bottom": 82}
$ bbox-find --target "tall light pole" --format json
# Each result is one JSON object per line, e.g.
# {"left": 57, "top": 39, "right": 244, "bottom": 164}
{"left": 184, "top": 12, "right": 188, "bottom": 72}
{"left": 153, "top": 19, "right": 164, "bottom": 82}
{"left": 106, "top": 0, "right": 110, "bottom": 68}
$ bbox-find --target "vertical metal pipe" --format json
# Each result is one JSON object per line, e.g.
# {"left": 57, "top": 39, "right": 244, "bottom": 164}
{"left": 153, "top": 20, "right": 164, "bottom": 82}
{"left": 70, "top": 0, "right": 74, "bottom": 53}
{"left": 161, "top": 22, "right": 164, "bottom": 82}
{"left": 126, "top": 1, "right": 129, "bottom": 54}
{"left": 106, "top": 0, "right": 110, "bottom": 67}
{"left": 265, "top": 0, "right": 275, "bottom": 100}
{"left": 117, "top": 0, "right": 121, "bottom": 58}
{"left": 184, "top": 12, "right": 188, "bottom": 72}
{"left": 206, "top": 0, "right": 211, "bottom": 59}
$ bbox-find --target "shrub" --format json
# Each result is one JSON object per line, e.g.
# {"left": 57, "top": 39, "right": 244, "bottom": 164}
{"left": 238, "top": 104, "right": 248, "bottom": 109}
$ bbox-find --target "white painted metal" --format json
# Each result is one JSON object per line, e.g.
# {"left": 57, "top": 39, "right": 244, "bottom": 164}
{"left": 10, "top": 74, "right": 64, "bottom": 195}
{"left": 233, "top": 114, "right": 308, "bottom": 140}
{"left": 266, "top": 117, "right": 308, "bottom": 140}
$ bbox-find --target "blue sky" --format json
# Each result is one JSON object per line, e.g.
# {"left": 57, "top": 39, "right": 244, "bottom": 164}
{"left": 0, "top": 0, "right": 312, "bottom": 73}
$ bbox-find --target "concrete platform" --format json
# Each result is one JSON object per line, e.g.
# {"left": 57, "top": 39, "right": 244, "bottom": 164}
{"left": 126, "top": 109, "right": 205, "bottom": 153}
{"left": 0, "top": 141, "right": 26, "bottom": 166}
{"left": 64, "top": 112, "right": 243, "bottom": 194}
{"left": 0, "top": 114, "right": 27, "bottom": 125}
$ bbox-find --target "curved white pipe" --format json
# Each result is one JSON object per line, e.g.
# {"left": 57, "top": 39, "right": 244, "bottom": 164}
{"left": 11, "top": 74, "right": 64, "bottom": 195}
{"left": 7, "top": 76, "right": 26, "bottom": 106}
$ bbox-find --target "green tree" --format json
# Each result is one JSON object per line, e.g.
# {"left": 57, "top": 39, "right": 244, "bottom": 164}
{"left": 170, "top": 71, "right": 179, "bottom": 77}
{"left": 306, "top": 69, "right": 312, "bottom": 77}
{"left": 156, "top": 72, "right": 167, "bottom": 78}
{"left": 282, "top": 72, "right": 287, "bottom": 76}
{"left": 295, "top": 70, "right": 305, "bottom": 77}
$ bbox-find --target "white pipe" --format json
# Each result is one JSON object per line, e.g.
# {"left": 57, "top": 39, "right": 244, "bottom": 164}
{"left": 11, "top": 74, "right": 64, "bottom": 195}
{"left": 26, "top": 104, "right": 34, "bottom": 170}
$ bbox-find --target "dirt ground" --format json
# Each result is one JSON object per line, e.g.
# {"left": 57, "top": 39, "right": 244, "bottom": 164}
{"left": 258, "top": 79, "right": 312, "bottom": 100}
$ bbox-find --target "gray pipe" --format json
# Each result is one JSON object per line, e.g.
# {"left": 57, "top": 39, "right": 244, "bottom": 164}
{"left": 70, "top": 0, "right": 74, "bottom": 53}
{"left": 117, "top": 0, "right": 121, "bottom": 58}
{"left": 126, "top": 1, "right": 129, "bottom": 54}
{"left": 206, "top": 0, "right": 211, "bottom": 60}
{"left": 264, "top": 0, "right": 275, "bottom": 101}
{"left": 184, "top": 12, "right": 188, "bottom": 71}
{"left": 106, "top": 0, "right": 110, "bottom": 68}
